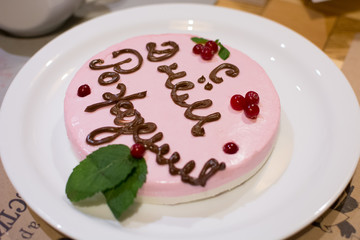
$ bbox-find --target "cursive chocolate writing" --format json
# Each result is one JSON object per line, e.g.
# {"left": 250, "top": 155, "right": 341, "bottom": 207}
{"left": 209, "top": 63, "right": 239, "bottom": 84}
{"left": 133, "top": 123, "right": 226, "bottom": 186}
{"left": 146, "top": 41, "right": 179, "bottom": 62}
{"left": 89, "top": 48, "right": 143, "bottom": 74}
{"left": 85, "top": 83, "right": 146, "bottom": 113}
{"left": 86, "top": 83, "right": 225, "bottom": 186}
{"left": 98, "top": 72, "right": 120, "bottom": 86}
{"left": 157, "top": 63, "right": 221, "bottom": 136}
{"left": 85, "top": 42, "right": 228, "bottom": 187}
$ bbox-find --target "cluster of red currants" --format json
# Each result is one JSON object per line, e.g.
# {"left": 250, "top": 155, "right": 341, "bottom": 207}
{"left": 192, "top": 40, "right": 219, "bottom": 60}
{"left": 230, "top": 91, "right": 260, "bottom": 119}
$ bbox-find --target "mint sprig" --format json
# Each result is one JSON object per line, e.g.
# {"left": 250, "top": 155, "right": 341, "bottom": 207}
{"left": 66, "top": 144, "right": 147, "bottom": 219}
{"left": 217, "top": 42, "right": 230, "bottom": 61}
{"left": 191, "top": 36, "right": 230, "bottom": 60}
{"left": 191, "top": 37, "right": 208, "bottom": 44}
{"left": 104, "top": 158, "right": 147, "bottom": 218}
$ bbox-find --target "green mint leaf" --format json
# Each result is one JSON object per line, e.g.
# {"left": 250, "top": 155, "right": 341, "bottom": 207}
{"left": 103, "top": 158, "right": 147, "bottom": 219}
{"left": 191, "top": 37, "right": 208, "bottom": 44}
{"left": 218, "top": 42, "right": 230, "bottom": 60}
{"left": 66, "top": 144, "right": 137, "bottom": 202}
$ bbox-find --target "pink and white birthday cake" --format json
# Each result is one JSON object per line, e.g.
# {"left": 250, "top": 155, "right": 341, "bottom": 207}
{"left": 64, "top": 33, "right": 280, "bottom": 204}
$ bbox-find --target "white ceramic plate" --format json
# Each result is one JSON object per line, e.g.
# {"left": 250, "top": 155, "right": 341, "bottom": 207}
{"left": 1, "top": 4, "right": 359, "bottom": 240}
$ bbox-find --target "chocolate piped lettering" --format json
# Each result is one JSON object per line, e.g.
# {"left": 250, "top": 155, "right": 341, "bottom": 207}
{"left": 146, "top": 41, "right": 179, "bottom": 62}
{"left": 184, "top": 100, "right": 221, "bottom": 136}
{"left": 157, "top": 63, "right": 186, "bottom": 88}
{"left": 85, "top": 43, "right": 228, "bottom": 187}
{"left": 158, "top": 63, "right": 221, "bottom": 136}
{"left": 85, "top": 83, "right": 146, "bottom": 112}
{"left": 132, "top": 123, "right": 226, "bottom": 186}
{"left": 98, "top": 72, "right": 120, "bottom": 85}
{"left": 171, "top": 81, "right": 194, "bottom": 107}
{"left": 89, "top": 48, "right": 143, "bottom": 74}
{"left": 209, "top": 63, "right": 239, "bottom": 84}
{"left": 87, "top": 127, "right": 123, "bottom": 145}
{"left": 87, "top": 94, "right": 226, "bottom": 186}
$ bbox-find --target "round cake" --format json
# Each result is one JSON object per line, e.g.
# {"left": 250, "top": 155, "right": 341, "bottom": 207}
{"left": 64, "top": 33, "right": 280, "bottom": 204}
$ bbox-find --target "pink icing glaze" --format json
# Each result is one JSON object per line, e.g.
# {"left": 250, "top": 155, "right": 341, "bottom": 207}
{"left": 64, "top": 34, "right": 280, "bottom": 203}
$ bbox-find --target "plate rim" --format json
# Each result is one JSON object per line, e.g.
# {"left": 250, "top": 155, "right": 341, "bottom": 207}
{"left": 1, "top": 3, "right": 360, "bottom": 240}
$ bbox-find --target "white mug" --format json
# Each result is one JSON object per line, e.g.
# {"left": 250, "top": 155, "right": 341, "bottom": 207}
{"left": 0, "top": 0, "right": 84, "bottom": 37}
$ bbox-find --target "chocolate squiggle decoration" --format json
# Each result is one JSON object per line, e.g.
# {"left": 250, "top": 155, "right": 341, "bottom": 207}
{"left": 158, "top": 63, "right": 221, "bottom": 136}
{"left": 209, "top": 63, "right": 239, "bottom": 84}
{"left": 146, "top": 41, "right": 179, "bottom": 62}
{"left": 89, "top": 48, "right": 143, "bottom": 74}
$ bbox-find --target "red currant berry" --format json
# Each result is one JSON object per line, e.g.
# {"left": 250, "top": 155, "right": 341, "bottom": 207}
{"left": 77, "top": 84, "right": 91, "bottom": 97}
{"left": 193, "top": 44, "right": 204, "bottom": 54}
{"left": 223, "top": 142, "right": 239, "bottom": 154}
{"left": 130, "top": 143, "right": 146, "bottom": 159}
{"left": 201, "top": 46, "right": 214, "bottom": 60}
{"left": 205, "top": 40, "right": 218, "bottom": 54}
{"left": 244, "top": 103, "right": 260, "bottom": 119}
{"left": 245, "top": 91, "right": 260, "bottom": 105}
{"left": 230, "top": 94, "right": 246, "bottom": 111}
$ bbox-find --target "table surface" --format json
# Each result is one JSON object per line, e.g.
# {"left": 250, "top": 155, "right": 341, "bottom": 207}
{"left": 0, "top": 0, "right": 359, "bottom": 239}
